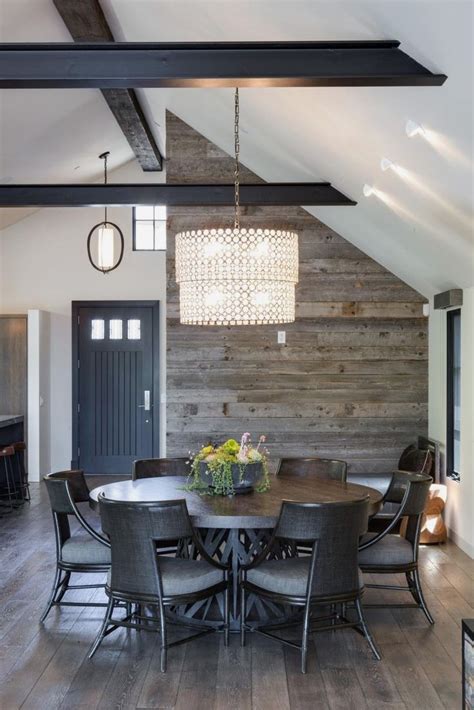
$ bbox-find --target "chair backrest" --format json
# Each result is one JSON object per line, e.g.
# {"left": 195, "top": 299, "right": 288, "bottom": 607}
{"left": 274, "top": 498, "right": 369, "bottom": 598}
{"left": 384, "top": 471, "right": 432, "bottom": 546}
{"left": 43, "top": 470, "right": 91, "bottom": 549}
{"left": 398, "top": 444, "right": 433, "bottom": 476}
{"left": 276, "top": 457, "right": 347, "bottom": 482}
{"left": 132, "top": 457, "right": 191, "bottom": 480}
{"left": 99, "top": 497, "right": 194, "bottom": 599}
{"left": 43, "top": 470, "right": 90, "bottom": 514}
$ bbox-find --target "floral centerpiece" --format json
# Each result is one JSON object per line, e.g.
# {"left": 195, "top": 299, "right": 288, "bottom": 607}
{"left": 187, "top": 433, "right": 270, "bottom": 496}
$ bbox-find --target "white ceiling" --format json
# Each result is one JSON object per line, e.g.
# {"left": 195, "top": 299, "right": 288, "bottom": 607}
{"left": 0, "top": 0, "right": 473, "bottom": 295}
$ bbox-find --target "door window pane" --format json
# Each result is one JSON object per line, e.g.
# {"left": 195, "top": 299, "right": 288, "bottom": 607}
{"left": 91, "top": 319, "right": 105, "bottom": 340}
{"left": 127, "top": 319, "right": 141, "bottom": 340}
{"left": 109, "top": 319, "right": 123, "bottom": 340}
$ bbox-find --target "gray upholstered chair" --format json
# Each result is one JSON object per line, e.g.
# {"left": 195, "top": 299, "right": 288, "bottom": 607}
{"left": 240, "top": 498, "right": 379, "bottom": 673}
{"left": 41, "top": 470, "right": 111, "bottom": 622}
{"left": 132, "top": 457, "right": 191, "bottom": 480}
{"left": 276, "top": 457, "right": 347, "bottom": 482}
{"left": 358, "top": 471, "right": 434, "bottom": 624}
{"left": 89, "top": 497, "right": 230, "bottom": 672}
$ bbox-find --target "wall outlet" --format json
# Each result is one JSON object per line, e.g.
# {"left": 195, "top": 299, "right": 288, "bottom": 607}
{"left": 277, "top": 331, "right": 286, "bottom": 345}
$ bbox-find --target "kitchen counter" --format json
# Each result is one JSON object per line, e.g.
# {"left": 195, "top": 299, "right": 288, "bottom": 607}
{"left": 0, "top": 415, "right": 24, "bottom": 428}
{"left": 0, "top": 415, "right": 24, "bottom": 447}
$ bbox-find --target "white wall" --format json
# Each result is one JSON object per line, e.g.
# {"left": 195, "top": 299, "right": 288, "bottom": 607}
{"left": 27, "top": 310, "right": 51, "bottom": 479}
{"left": 0, "top": 160, "right": 167, "bottom": 474}
{"left": 428, "top": 287, "right": 474, "bottom": 558}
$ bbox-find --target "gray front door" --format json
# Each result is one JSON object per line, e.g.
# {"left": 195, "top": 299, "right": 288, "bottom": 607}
{"left": 76, "top": 303, "right": 158, "bottom": 474}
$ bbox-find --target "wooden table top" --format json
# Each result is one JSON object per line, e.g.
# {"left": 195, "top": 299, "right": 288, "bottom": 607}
{"left": 89, "top": 475, "right": 383, "bottom": 529}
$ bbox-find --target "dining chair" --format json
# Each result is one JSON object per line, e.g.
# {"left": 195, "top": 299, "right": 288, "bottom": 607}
{"left": 358, "top": 471, "right": 434, "bottom": 624}
{"left": 276, "top": 457, "right": 347, "bottom": 482}
{"left": 90, "top": 497, "right": 230, "bottom": 672}
{"left": 132, "top": 457, "right": 191, "bottom": 480}
{"left": 41, "top": 470, "right": 111, "bottom": 622}
{"left": 240, "top": 497, "right": 379, "bottom": 673}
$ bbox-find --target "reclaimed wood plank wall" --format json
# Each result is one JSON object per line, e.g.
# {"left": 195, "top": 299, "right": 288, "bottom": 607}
{"left": 166, "top": 112, "right": 428, "bottom": 473}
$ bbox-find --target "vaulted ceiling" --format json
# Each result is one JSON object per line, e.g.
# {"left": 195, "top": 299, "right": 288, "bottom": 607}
{"left": 0, "top": 0, "right": 472, "bottom": 296}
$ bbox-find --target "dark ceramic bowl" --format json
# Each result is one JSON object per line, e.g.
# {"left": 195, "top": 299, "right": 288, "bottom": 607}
{"left": 199, "top": 460, "right": 263, "bottom": 494}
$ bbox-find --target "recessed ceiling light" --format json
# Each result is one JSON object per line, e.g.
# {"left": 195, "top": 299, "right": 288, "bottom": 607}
{"left": 380, "top": 158, "right": 394, "bottom": 172}
{"left": 406, "top": 120, "right": 425, "bottom": 138}
{"left": 363, "top": 184, "right": 374, "bottom": 197}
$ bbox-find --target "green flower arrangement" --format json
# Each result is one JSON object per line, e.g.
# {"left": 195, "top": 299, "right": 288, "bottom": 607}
{"left": 187, "top": 433, "right": 270, "bottom": 496}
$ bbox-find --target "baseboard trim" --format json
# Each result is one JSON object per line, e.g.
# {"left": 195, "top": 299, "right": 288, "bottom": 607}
{"left": 447, "top": 526, "right": 474, "bottom": 559}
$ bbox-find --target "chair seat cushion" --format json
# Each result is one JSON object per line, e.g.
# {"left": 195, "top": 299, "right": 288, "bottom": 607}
{"left": 247, "top": 558, "right": 364, "bottom": 597}
{"left": 159, "top": 557, "right": 224, "bottom": 596}
{"left": 247, "top": 558, "right": 316, "bottom": 596}
{"left": 107, "top": 557, "right": 224, "bottom": 597}
{"left": 359, "top": 533, "right": 413, "bottom": 567}
{"left": 61, "top": 536, "right": 111, "bottom": 565}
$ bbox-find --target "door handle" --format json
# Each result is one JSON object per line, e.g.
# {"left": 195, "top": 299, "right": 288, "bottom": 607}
{"left": 138, "top": 390, "right": 151, "bottom": 411}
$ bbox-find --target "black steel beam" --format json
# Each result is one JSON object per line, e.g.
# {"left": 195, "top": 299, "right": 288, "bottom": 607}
{"left": 0, "top": 183, "right": 356, "bottom": 208}
{"left": 53, "top": 0, "right": 163, "bottom": 171}
{"left": 0, "top": 41, "right": 447, "bottom": 88}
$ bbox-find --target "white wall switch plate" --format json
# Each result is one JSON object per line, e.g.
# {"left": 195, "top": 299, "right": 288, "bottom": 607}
{"left": 277, "top": 331, "right": 286, "bottom": 344}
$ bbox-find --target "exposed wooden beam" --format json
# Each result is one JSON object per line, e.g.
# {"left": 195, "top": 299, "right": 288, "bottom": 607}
{"left": 0, "top": 183, "right": 356, "bottom": 207}
{"left": 0, "top": 41, "right": 447, "bottom": 88}
{"left": 53, "top": 0, "right": 163, "bottom": 171}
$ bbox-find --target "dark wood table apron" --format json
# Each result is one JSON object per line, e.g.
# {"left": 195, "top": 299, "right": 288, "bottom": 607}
{"left": 90, "top": 476, "right": 383, "bottom": 631}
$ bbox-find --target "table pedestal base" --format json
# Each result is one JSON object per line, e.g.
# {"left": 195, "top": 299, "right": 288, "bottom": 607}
{"left": 170, "top": 527, "right": 298, "bottom": 632}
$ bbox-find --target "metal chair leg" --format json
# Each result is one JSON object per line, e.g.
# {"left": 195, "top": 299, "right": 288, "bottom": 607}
{"left": 55, "top": 571, "right": 71, "bottom": 604}
{"left": 355, "top": 597, "right": 381, "bottom": 660}
{"left": 301, "top": 603, "right": 311, "bottom": 674}
{"left": 40, "top": 566, "right": 62, "bottom": 622}
{"left": 88, "top": 596, "right": 114, "bottom": 659}
{"left": 224, "top": 585, "right": 230, "bottom": 647}
{"left": 240, "top": 586, "right": 246, "bottom": 647}
{"left": 159, "top": 605, "right": 167, "bottom": 673}
{"left": 412, "top": 569, "right": 434, "bottom": 624}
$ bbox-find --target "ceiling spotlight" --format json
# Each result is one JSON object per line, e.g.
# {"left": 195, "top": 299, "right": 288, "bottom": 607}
{"left": 380, "top": 158, "right": 394, "bottom": 172}
{"left": 406, "top": 120, "right": 425, "bottom": 138}
{"left": 363, "top": 184, "right": 374, "bottom": 197}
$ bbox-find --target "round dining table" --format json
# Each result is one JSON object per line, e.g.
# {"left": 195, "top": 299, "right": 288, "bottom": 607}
{"left": 89, "top": 475, "right": 383, "bottom": 630}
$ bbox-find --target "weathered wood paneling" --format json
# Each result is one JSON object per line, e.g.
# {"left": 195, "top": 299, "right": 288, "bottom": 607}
{"left": 165, "top": 112, "right": 428, "bottom": 473}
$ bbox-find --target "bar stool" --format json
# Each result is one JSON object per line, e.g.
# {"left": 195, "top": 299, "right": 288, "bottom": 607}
{"left": 0, "top": 445, "right": 17, "bottom": 513}
{"left": 12, "top": 441, "right": 29, "bottom": 502}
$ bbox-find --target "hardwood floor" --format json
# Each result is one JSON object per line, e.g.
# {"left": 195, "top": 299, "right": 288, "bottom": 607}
{"left": 0, "top": 480, "right": 467, "bottom": 709}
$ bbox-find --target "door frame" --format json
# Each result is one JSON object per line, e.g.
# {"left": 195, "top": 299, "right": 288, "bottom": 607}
{"left": 71, "top": 300, "right": 160, "bottom": 470}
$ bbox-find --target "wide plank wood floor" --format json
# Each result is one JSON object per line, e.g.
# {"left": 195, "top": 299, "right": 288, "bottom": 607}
{"left": 0, "top": 479, "right": 467, "bottom": 710}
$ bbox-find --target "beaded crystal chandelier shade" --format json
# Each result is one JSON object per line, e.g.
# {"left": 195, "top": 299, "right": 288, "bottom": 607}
{"left": 176, "top": 227, "right": 298, "bottom": 325}
{"left": 175, "top": 89, "right": 299, "bottom": 326}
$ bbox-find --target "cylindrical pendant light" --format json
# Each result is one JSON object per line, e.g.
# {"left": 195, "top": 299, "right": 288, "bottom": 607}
{"left": 87, "top": 151, "right": 124, "bottom": 274}
{"left": 175, "top": 90, "right": 298, "bottom": 326}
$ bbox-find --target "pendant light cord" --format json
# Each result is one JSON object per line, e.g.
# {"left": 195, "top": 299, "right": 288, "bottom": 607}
{"left": 234, "top": 88, "right": 240, "bottom": 230}
{"left": 99, "top": 150, "right": 110, "bottom": 225}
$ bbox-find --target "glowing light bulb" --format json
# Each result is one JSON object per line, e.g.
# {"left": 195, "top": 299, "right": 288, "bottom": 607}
{"left": 363, "top": 184, "right": 374, "bottom": 197}
{"left": 252, "top": 239, "right": 270, "bottom": 258}
{"left": 204, "top": 290, "right": 223, "bottom": 307}
{"left": 252, "top": 291, "right": 271, "bottom": 306}
{"left": 406, "top": 120, "right": 425, "bottom": 138}
{"left": 380, "top": 158, "right": 394, "bottom": 172}
{"left": 98, "top": 226, "right": 115, "bottom": 268}
{"left": 203, "top": 241, "right": 223, "bottom": 258}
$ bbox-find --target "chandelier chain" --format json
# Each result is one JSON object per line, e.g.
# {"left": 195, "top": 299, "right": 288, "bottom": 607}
{"left": 234, "top": 88, "right": 240, "bottom": 230}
